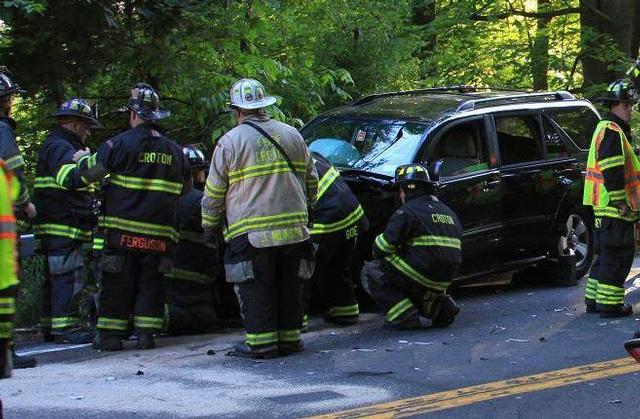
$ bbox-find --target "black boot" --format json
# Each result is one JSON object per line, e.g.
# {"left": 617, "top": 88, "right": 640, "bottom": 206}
{"left": 384, "top": 308, "right": 421, "bottom": 330}
{"left": 12, "top": 349, "right": 37, "bottom": 369}
{"left": 279, "top": 340, "right": 304, "bottom": 356}
{"left": 324, "top": 313, "right": 359, "bottom": 326}
{"left": 136, "top": 332, "right": 155, "bottom": 350}
{"left": 92, "top": 333, "right": 123, "bottom": 351}
{"left": 585, "top": 299, "right": 598, "bottom": 314}
{"left": 231, "top": 342, "right": 279, "bottom": 359}
{"left": 598, "top": 303, "right": 633, "bottom": 318}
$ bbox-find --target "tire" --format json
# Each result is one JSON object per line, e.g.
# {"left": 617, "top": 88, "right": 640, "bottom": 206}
{"left": 555, "top": 208, "right": 595, "bottom": 281}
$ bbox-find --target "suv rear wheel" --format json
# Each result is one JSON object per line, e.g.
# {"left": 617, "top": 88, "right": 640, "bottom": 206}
{"left": 556, "top": 208, "right": 594, "bottom": 281}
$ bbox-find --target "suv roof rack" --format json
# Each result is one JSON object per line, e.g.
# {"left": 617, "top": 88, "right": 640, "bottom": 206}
{"left": 455, "top": 91, "right": 575, "bottom": 112}
{"left": 350, "top": 85, "right": 535, "bottom": 107}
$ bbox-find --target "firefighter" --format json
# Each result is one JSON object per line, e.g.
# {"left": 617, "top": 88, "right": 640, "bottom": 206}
{"left": 163, "top": 145, "right": 218, "bottom": 334}
{"left": 584, "top": 79, "right": 640, "bottom": 318}
{"left": 0, "top": 160, "right": 19, "bottom": 378}
{"left": 33, "top": 98, "right": 100, "bottom": 344}
{"left": 0, "top": 67, "right": 37, "bottom": 369}
{"left": 302, "top": 152, "right": 368, "bottom": 328}
{"left": 364, "top": 163, "right": 462, "bottom": 329}
{"left": 70, "top": 83, "right": 191, "bottom": 350}
{"left": 202, "top": 78, "right": 318, "bottom": 358}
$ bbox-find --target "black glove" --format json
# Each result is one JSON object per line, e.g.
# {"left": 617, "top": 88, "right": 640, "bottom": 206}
{"left": 203, "top": 229, "right": 224, "bottom": 251}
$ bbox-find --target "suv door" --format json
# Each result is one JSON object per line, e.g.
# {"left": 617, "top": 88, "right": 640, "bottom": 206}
{"left": 492, "top": 111, "right": 568, "bottom": 260}
{"left": 419, "top": 115, "right": 503, "bottom": 274}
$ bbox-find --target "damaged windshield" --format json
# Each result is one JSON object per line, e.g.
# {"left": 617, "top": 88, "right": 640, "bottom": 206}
{"left": 301, "top": 117, "right": 430, "bottom": 177}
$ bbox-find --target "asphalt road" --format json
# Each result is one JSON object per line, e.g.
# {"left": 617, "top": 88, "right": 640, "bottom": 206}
{"left": 3, "top": 266, "right": 640, "bottom": 418}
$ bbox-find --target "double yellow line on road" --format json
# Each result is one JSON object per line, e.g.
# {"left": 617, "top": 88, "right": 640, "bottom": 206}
{"left": 310, "top": 357, "right": 640, "bottom": 418}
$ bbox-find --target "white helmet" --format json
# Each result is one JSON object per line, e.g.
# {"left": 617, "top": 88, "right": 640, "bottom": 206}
{"left": 229, "top": 78, "right": 277, "bottom": 110}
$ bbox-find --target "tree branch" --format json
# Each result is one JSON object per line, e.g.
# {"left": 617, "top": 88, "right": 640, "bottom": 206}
{"left": 471, "top": 6, "right": 579, "bottom": 21}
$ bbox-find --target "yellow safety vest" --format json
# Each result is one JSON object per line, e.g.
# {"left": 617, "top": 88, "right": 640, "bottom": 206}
{"left": 0, "top": 159, "right": 18, "bottom": 292}
{"left": 583, "top": 120, "right": 640, "bottom": 221}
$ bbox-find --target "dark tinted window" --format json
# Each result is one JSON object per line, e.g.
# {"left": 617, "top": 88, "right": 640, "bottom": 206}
{"left": 428, "top": 120, "right": 490, "bottom": 177}
{"left": 542, "top": 116, "right": 569, "bottom": 158}
{"left": 495, "top": 115, "right": 543, "bottom": 165}
{"left": 547, "top": 107, "right": 599, "bottom": 150}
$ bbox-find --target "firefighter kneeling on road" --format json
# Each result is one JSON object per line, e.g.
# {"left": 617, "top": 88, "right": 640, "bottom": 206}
{"left": 163, "top": 145, "right": 218, "bottom": 335}
{"left": 363, "top": 163, "right": 462, "bottom": 329}
{"left": 302, "top": 152, "right": 368, "bottom": 328}
{"left": 584, "top": 79, "right": 640, "bottom": 318}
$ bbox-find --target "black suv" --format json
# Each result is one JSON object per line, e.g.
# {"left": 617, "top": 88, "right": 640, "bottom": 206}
{"left": 301, "top": 86, "right": 601, "bottom": 284}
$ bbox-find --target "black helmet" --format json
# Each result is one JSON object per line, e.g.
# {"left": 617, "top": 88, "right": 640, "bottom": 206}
{"left": 395, "top": 163, "right": 432, "bottom": 190}
{"left": 53, "top": 98, "right": 102, "bottom": 128}
{"left": 182, "top": 144, "right": 208, "bottom": 169}
{"left": 128, "top": 83, "right": 170, "bottom": 120}
{"left": 0, "top": 67, "right": 25, "bottom": 98}
{"left": 599, "top": 79, "right": 638, "bottom": 104}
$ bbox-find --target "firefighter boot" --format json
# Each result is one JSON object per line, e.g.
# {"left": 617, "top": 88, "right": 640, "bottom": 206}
{"left": 93, "top": 332, "right": 123, "bottom": 351}
{"left": 136, "top": 332, "right": 155, "bottom": 350}
{"left": 231, "top": 342, "right": 279, "bottom": 359}
{"left": 279, "top": 340, "right": 304, "bottom": 356}
{"left": 598, "top": 303, "right": 633, "bottom": 318}
{"left": 384, "top": 307, "right": 421, "bottom": 330}
{"left": 431, "top": 294, "right": 460, "bottom": 328}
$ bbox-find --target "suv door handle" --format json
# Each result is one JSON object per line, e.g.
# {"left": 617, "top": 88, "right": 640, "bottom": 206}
{"left": 483, "top": 179, "right": 501, "bottom": 191}
{"left": 553, "top": 168, "right": 573, "bottom": 176}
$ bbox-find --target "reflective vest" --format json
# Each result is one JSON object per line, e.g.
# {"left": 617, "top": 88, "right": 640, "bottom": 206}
{"left": 583, "top": 120, "right": 640, "bottom": 221}
{"left": 0, "top": 159, "right": 18, "bottom": 292}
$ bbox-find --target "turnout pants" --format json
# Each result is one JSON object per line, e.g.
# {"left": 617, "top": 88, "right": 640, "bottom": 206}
{"left": 40, "top": 240, "right": 86, "bottom": 335}
{"left": 226, "top": 236, "right": 314, "bottom": 350}
{"left": 363, "top": 260, "right": 457, "bottom": 327}
{"left": 164, "top": 278, "right": 217, "bottom": 334}
{"left": 0, "top": 284, "right": 15, "bottom": 377}
{"left": 303, "top": 236, "right": 358, "bottom": 325}
{"left": 97, "top": 248, "right": 167, "bottom": 336}
{"left": 586, "top": 217, "right": 635, "bottom": 308}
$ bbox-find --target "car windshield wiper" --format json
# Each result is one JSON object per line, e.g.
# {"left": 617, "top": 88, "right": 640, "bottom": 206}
{"left": 354, "top": 127, "right": 404, "bottom": 170}
{"left": 339, "top": 168, "right": 394, "bottom": 184}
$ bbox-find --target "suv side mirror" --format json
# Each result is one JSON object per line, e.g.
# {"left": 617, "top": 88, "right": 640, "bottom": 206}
{"left": 429, "top": 159, "right": 444, "bottom": 183}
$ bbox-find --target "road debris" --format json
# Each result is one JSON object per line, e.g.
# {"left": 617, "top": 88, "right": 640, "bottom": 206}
{"left": 608, "top": 400, "right": 622, "bottom": 404}
{"left": 505, "top": 339, "right": 530, "bottom": 343}
{"left": 136, "top": 370, "right": 144, "bottom": 376}
{"left": 398, "top": 340, "right": 409, "bottom": 344}
{"left": 489, "top": 324, "right": 506, "bottom": 334}
{"left": 207, "top": 350, "right": 216, "bottom": 356}
{"left": 69, "top": 393, "right": 85, "bottom": 400}
{"left": 539, "top": 337, "right": 547, "bottom": 342}
{"left": 105, "top": 376, "right": 117, "bottom": 382}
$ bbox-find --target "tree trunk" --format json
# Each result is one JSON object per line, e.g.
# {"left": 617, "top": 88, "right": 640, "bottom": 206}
{"left": 580, "top": 0, "right": 638, "bottom": 87}
{"left": 532, "top": 0, "right": 551, "bottom": 90}
{"left": 412, "top": 0, "right": 436, "bottom": 59}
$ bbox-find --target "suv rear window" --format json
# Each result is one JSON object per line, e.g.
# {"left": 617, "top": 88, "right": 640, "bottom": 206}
{"left": 495, "top": 115, "right": 543, "bottom": 165}
{"left": 547, "top": 107, "right": 599, "bottom": 150}
{"left": 301, "top": 118, "right": 429, "bottom": 177}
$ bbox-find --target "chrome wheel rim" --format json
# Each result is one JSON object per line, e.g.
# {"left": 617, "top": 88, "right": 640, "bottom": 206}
{"left": 558, "top": 214, "right": 590, "bottom": 270}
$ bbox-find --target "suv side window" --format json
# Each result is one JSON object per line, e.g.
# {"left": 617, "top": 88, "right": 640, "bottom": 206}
{"left": 495, "top": 115, "right": 543, "bottom": 165}
{"left": 542, "top": 115, "right": 569, "bottom": 158}
{"left": 547, "top": 107, "right": 599, "bottom": 150}
{"left": 429, "top": 119, "right": 490, "bottom": 177}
